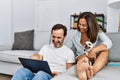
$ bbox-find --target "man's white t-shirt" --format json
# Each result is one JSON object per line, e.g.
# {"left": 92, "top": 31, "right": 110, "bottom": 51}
{"left": 39, "top": 44, "right": 75, "bottom": 73}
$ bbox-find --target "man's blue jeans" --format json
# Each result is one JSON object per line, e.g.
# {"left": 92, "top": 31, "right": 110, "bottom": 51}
{"left": 11, "top": 68, "right": 52, "bottom": 80}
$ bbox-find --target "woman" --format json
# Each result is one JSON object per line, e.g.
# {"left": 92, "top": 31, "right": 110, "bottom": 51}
{"left": 66, "top": 12, "right": 112, "bottom": 80}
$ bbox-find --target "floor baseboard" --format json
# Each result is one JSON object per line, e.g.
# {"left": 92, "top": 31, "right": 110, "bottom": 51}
{"left": 0, "top": 74, "right": 12, "bottom": 80}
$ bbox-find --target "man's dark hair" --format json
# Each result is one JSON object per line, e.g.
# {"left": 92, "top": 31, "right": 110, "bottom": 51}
{"left": 51, "top": 24, "right": 67, "bottom": 36}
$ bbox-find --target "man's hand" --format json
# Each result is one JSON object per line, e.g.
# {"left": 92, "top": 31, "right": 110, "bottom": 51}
{"left": 52, "top": 71, "right": 61, "bottom": 76}
{"left": 30, "top": 54, "right": 43, "bottom": 60}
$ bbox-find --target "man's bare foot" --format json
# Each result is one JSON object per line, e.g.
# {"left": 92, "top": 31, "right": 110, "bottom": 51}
{"left": 77, "top": 57, "right": 89, "bottom": 80}
{"left": 87, "top": 66, "right": 94, "bottom": 79}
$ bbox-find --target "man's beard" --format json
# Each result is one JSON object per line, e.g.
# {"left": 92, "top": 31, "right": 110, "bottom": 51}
{"left": 52, "top": 40, "right": 61, "bottom": 48}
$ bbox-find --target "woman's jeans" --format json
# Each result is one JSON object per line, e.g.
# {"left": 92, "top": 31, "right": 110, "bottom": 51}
{"left": 11, "top": 68, "right": 52, "bottom": 80}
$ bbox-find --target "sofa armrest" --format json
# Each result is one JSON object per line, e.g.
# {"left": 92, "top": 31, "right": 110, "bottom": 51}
{"left": 106, "top": 32, "right": 120, "bottom": 62}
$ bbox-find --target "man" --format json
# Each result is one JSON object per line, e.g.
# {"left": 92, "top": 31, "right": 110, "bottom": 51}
{"left": 11, "top": 24, "right": 75, "bottom": 80}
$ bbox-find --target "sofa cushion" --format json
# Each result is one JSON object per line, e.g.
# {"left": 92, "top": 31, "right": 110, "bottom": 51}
{"left": 52, "top": 65, "right": 120, "bottom": 80}
{"left": 12, "top": 30, "right": 34, "bottom": 50}
{"left": 106, "top": 32, "right": 120, "bottom": 62}
{"left": 34, "top": 31, "right": 51, "bottom": 50}
{"left": 64, "top": 30, "right": 77, "bottom": 44}
{"left": 0, "top": 50, "right": 38, "bottom": 63}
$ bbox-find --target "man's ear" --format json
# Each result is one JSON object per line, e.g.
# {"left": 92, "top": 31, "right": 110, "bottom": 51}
{"left": 64, "top": 35, "right": 67, "bottom": 39}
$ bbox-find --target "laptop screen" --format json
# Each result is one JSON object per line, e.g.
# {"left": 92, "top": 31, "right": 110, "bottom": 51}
{"left": 18, "top": 57, "right": 52, "bottom": 76}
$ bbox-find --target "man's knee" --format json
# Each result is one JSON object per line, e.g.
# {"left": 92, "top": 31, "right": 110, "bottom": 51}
{"left": 34, "top": 71, "right": 52, "bottom": 80}
{"left": 12, "top": 68, "right": 33, "bottom": 80}
{"left": 15, "top": 67, "right": 33, "bottom": 77}
{"left": 17, "top": 68, "right": 31, "bottom": 73}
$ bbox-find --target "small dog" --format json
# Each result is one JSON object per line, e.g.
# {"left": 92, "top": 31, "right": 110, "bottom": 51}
{"left": 84, "top": 41, "right": 93, "bottom": 54}
{"left": 84, "top": 41, "right": 95, "bottom": 65}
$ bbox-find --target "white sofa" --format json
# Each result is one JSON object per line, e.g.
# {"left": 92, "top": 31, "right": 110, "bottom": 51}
{"left": 0, "top": 30, "right": 120, "bottom": 80}
{"left": 0, "top": 30, "right": 51, "bottom": 75}
{"left": 0, "top": 29, "right": 75, "bottom": 75}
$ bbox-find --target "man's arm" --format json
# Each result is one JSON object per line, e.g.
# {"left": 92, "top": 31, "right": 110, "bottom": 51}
{"left": 30, "top": 53, "right": 43, "bottom": 60}
{"left": 66, "top": 63, "right": 75, "bottom": 69}
{"left": 52, "top": 63, "right": 75, "bottom": 76}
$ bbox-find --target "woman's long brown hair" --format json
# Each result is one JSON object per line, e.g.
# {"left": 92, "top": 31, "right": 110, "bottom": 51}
{"left": 77, "top": 12, "right": 99, "bottom": 43}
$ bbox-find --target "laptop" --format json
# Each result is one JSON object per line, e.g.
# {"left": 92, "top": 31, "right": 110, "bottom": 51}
{"left": 18, "top": 57, "right": 52, "bottom": 76}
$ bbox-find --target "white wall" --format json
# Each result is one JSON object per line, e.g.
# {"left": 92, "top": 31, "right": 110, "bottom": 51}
{"left": 0, "top": 0, "right": 108, "bottom": 46}
{"left": 12, "top": 0, "right": 107, "bottom": 32}
{"left": 0, "top": 0, "right": 35, "bottom": 46}
{"left": 59, "top": 0, "right": 107, "bottom": 30}
{"left": 11, "top": 0, "right": 36, "bottom": 44}
{"left": 12, "top": 0, "right": 35, "bottom": 32}
{"left": 0, "top": 0, "right": 12, "bottom": 45}
{"left": 36, "top": 0, "right": 107, "bottom": 31}
{"left": 35, "top": 0, "right": 60, "bottom": 31}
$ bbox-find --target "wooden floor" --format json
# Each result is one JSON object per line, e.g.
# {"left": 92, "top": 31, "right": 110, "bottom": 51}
{"left": 0, "top": 74, "right": 12, "bottom": 80}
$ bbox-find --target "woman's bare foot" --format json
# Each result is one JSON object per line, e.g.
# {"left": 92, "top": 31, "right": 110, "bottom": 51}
{"left": 77, "top": 57, "right": 89, "bottom": 80}
{"left": 87, "top": 66, "right": 94, "bottom": 79}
